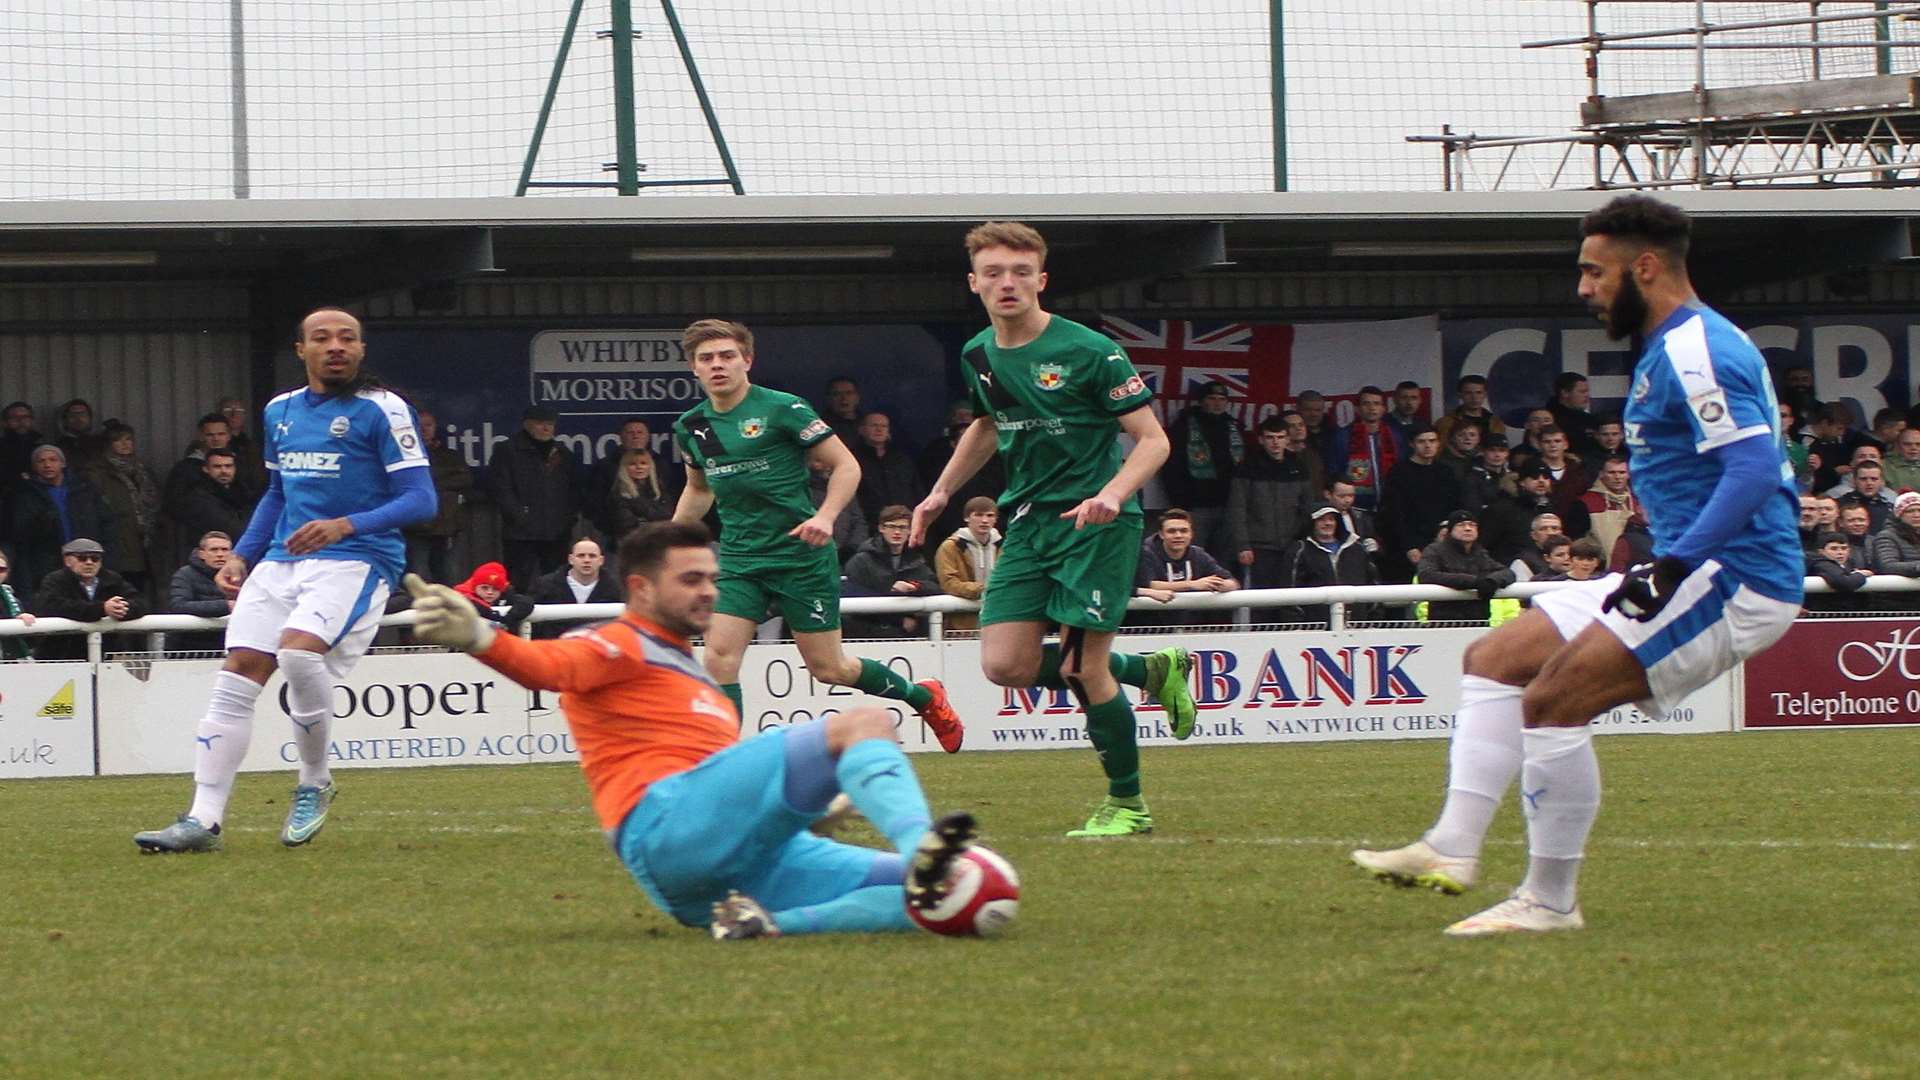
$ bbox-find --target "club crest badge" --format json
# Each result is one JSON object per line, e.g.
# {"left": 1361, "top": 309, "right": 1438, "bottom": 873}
{"left": 1034, "top": 364, "right": 1066, "bottom": 391}
{"left": 739, "top": 418, "right": 766, "bottom": 439}
{"left": 328, "top": 416, "right": 351, "bottom": 437}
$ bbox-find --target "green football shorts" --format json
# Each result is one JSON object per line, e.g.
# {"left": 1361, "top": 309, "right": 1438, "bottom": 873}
{"left": 714, "top": 546, "right": 843, "bottom": 633}
{"left": 980, "top": 504, "right": 1142, "bottom": 633}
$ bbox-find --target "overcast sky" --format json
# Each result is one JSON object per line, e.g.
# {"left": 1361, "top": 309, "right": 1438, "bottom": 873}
{"left": 0, "top": 2, "right": 1885, "bottom": 200}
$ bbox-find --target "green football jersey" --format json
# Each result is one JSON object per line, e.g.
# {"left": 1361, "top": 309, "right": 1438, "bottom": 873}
{"left": 674, "top": 384, "right": 834, "bottom": 561}
{"left": 963, "top": 314, "right": 1154, "bottom": 509}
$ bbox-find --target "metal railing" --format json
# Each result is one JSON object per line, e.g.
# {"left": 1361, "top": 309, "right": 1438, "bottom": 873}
{"left": 0, "top": 575, "right": 1910, "bottom": 660}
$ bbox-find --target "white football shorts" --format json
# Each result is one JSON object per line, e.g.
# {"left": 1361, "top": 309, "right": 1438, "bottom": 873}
{"left": 225, "top": 557, "right": 390, "bottom": 679}
{"left": 1531, "top": 559, "right": 1796, "bottom": 719}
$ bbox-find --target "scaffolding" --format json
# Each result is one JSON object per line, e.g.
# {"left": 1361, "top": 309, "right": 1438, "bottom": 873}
{"left": 1414, "top": 2, "right": 1920, "bottom": 191}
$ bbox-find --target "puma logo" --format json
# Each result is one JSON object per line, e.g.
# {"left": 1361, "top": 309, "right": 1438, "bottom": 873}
{"left": 195, "top": 734, "right": 222, "bottom": 749}
{"left": 1523, "top": 786, "right": 1547, "bottom": 811}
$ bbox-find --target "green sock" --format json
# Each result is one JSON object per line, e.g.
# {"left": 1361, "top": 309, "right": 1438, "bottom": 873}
{"left": 1083, "top": 692, "right": 1142, "bottom": 799}
{"left": 1035, "top": 643, "right": 1146, "bottom": 690}
{"left": 852, "top": 658, "right": 931, "bottom": 710}
{"left": 721, "top": 683, "right": 744, "bottom": 719}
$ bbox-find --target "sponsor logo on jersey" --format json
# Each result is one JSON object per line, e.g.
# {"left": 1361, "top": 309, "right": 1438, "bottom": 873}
{"left": 739, "top": 417, "right": 766, "bottom": 439}
{"left": 279, "top": 451, "right": 344, "bottom": 472}
{"left": 1034, "top": 363, "right": 1066, "bottom": 391}
{"left": 691, "top": 695, "right": 735, "bottom": 722}
{"left": 328, "top": 416, "right": 351, "bottom": 438}
{"left": 798, "top": 418, "right": 830, "bottom": 440}
{"left": 1689, "top": 388, "right": 1730, "bottom": 425}
{"left": 1109, "top": 374, "right": 1147, "bottom": 401}
{"left": 703, "top": 456, "right": 774, "bottom": 479}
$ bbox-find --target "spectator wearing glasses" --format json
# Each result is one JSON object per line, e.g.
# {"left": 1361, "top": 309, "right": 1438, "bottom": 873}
{"left": 29, "top": 537, "right": 148, "bottom": 660}
{"left": 842, "top": 505, "right": 938, "bottom": 638}
{"left": 215, "top": 396, "right": 270, "bottom": 495}
{"left": 0, "top": 550, "right": 37, "bottom": 660}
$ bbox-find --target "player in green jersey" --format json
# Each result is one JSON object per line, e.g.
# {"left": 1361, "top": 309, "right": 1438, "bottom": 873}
{"left": 671, "top": 319, "right": 965, "bottom": 752}
{"left": 910, "top": 222, "right": 1198, "bottom": 836}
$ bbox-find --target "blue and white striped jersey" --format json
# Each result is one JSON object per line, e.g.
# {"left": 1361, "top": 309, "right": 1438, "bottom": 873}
{"left": 259, "top": 386, "right": 428, "bottom": 584}
{"left": 1623, "top": 302, "right": 1803, "bottom": 603}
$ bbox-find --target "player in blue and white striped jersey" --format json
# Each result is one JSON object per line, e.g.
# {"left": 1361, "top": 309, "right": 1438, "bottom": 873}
{"left": 1352, "top": 196, "right": 1801, "bottom": 935}
{"left": 136, "top": 308, "right": 437, "bottom": 854}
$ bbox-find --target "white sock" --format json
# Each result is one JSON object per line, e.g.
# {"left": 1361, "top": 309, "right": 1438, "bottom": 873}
{"left": 278, "top": 648, "right": 335, "bottom": 789}
{"left": 186, "top": 671, "right": 265, "bottom": 828}
{"left": 1424, "top": 675, "right": 1524, "bottom": 858}
{"left": 1518, "top": 725, "right": 1602, "bottom": 912}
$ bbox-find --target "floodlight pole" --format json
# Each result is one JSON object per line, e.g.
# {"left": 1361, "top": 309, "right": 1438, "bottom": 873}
{"left": 229, "top": 0, "right": 250, "bottom": 199}
{"left": 1270, "top": 0, "right": 1288, "bottom": 191}
{"left": 610, "top": 0, "right": 642, "bottom": 195}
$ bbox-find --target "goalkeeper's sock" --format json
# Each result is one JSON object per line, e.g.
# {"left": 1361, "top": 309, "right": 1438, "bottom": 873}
{"left": 1034, "top": 644, "right": 1147, "bottom": 690}
{"left": 186, "top": 671, "right": 264, "bottom": 828}
{"left": 852, "top": 658, "right": 931, "bottom": 710}
{"left": 1083, "top": 691, "right": 1142, "bottom": 800}
{"left": 1424, "top": 675, "right": 1524, "bottom": 859}
{"left": 835, "top": 738, "right": 933, "bottom": 857}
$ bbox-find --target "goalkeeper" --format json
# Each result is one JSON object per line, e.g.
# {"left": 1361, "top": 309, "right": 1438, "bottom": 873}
{"left": 405, "top": 521, "right": 979, "bottom": 940}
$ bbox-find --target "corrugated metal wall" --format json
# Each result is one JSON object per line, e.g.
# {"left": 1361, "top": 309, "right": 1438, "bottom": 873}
{"left": 0, "top": 283, "right": 251, "bottom": 466}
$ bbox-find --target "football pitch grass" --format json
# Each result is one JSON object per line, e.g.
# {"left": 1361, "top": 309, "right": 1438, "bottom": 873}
{"left": 3, "top": 731, "right": 1914, "bottom": 1079}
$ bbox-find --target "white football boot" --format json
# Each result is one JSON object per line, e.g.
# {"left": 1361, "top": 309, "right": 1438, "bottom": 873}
{"left": 1350, "top": 839, "right": 1480, "bottom": 894}
{"left": 1443, "top": 889, "right": 1586, "bottom": 938}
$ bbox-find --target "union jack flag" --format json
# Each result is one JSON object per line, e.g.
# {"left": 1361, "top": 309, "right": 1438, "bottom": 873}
{"left": 1101, "top": 317, "right": 1258, "bottom": 401}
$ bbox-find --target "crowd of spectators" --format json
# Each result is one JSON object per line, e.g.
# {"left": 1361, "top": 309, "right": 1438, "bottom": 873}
{"left": 10, "top": 362, "right": 1920, "bottom": 657}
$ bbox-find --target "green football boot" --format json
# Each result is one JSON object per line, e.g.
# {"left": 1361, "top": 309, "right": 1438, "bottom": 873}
{"left": 1142, "top": 646, "right": 1198, "bottom": 740}
{"left": 1065, "top": 798, "right": 1154, "bottom": 838}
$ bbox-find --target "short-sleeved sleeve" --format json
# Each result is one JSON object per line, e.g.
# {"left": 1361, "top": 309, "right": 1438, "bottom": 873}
{"left": 785, "top": 397, "right": 833, "bottom": 449}
{"left": 1663, "top": 318, "right": 1774, "bottom": 454}
{"left": 366, "top": 392, "right": 428, "bottom": 473}
{"left": 1095, "top": 340, "right": 1153, "bottom": 416}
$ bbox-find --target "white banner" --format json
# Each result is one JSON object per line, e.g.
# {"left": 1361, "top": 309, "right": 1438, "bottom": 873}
{"left": 91, "top": 629, "right": 1734, "bottom": 777}
{"left": 0, "top": 662, "right": 94, "bottom": 778}
{"left": 97, "top": 654, "right": 572, "bottom": 775}
{"left": 947, "top": 629, "right": 1731, "bottom": 751}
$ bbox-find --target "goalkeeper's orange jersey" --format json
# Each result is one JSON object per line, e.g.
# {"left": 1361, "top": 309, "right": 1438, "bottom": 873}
{"left": 476, "top": 614, "right": 739, "bottom": 832}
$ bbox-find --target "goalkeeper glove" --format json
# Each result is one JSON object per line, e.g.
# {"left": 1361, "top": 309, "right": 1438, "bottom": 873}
{"left": 403, "top": 573, "right": 496, "bottom": 653}
{"left": 1601, "top": 556, "right": 1691, "bottom": 622}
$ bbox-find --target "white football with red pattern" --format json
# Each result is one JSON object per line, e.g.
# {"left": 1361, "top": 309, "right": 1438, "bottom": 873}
{"left": 906, "top": 845, "right": 1021, "bottom": 937}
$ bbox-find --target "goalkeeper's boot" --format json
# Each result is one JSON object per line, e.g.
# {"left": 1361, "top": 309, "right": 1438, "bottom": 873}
{"left": 906, "top": 811, "right": 978, "bottom": 910}
{"left": 1065, "top": 798, "right": 1153, "bottom": 838}
{"left": 709, "top": 892, "right": 780, "bottom": 940}
{"left": 1444, "top": 889, "right": 1585, "bottom": 938}
{"left": 914, "top": 678, "right": 965, "bottom": 753}
{"left": 134, "top": 815, "right": 222, "bottom": 854}
{"left": 280, "top": 780, "right": 337, "bottom": 847}
{"left": 1143, "top": 647, "right": 1198, "bottom": 740}
{"left": 1350, "top": 838, "right": 1479, "bottom": 894}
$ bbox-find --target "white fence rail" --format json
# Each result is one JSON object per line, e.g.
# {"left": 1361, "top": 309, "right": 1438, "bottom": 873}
{"left": 0, "top": 575, "right": 1910, "bottom": 657}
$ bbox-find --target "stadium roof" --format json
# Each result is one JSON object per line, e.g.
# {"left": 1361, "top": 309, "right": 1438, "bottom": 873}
{"left": 0, "top": 190, "right": 1910, "bottom": 299}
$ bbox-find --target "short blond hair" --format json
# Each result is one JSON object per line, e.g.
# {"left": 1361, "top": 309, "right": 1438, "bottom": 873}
{"left": 964, "top": 221, "right": 1047, "bottom": 267}
{"left": 682, "top": 319, "right": 754, "bottom": 359}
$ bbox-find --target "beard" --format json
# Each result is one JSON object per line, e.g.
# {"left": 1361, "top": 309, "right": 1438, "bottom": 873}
{"left": 1598, "top": 274, "right": 1649, "bottom": 340}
